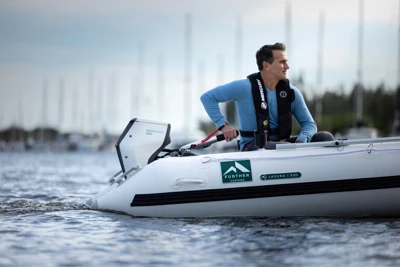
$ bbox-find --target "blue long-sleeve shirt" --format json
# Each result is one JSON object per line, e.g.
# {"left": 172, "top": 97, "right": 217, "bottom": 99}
{"left": 200, "top": 78, "right": 317, "bottom": 150}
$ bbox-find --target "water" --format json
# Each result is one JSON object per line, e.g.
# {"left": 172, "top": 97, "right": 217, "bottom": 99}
{"left": 1, "top": 151, "right": 400, "bottom": 267}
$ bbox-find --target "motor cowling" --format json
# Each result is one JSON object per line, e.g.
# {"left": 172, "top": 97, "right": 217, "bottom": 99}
{"left": 115, "top": 118, "right": 171, "bottom": 173}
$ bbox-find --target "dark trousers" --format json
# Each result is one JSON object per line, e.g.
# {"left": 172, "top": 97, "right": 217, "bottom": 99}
{"left": 242, "top": 131, "right": 334, "bottom": 151}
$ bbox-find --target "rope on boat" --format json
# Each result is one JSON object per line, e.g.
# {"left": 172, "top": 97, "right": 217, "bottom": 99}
{"left": 276, "top": 137, "right": 400, "bottom": 150}
{"left": 202, "top": 147, "right": 400, "bottom": 163}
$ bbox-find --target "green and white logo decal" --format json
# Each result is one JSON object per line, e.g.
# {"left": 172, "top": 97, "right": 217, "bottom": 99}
{"left": 260, "top": 172, "right": 301, "bottom": 180}
{"left": 220, "top": 160, "right": 252, "bottom": 183}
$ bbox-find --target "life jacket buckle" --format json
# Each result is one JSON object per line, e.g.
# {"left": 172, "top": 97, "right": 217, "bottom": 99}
{"left": 255, "top": 130, "right": 268, "bottom": 148}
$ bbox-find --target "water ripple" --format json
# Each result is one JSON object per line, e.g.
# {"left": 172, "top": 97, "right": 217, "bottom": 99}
{"left": 0, "top": 200, "right": 89, "bottom": 215}
{"left": 1, "top": 152, "right": 400, "bottom": 267}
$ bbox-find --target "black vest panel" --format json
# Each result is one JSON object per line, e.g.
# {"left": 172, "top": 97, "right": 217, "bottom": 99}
{"left": 244, "top": 72, "right": 295, "bottom": 140}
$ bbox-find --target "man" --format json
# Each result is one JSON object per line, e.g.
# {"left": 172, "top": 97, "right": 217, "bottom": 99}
{"left": 200, "top": 42, "right": 333, "bottom": 151}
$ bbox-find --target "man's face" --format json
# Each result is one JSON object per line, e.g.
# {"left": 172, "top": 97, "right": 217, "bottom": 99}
{"left": 268, "top": 50, "right": 289, "bottom": 80}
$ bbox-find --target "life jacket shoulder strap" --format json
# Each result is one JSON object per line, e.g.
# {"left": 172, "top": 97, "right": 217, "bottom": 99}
{"left": 247, "top": 72, "right": 269, "bottom": 136}
{"left": 244, "top": 73, "right": 294, "bottom": 140}
{"left": 275, "top": 79, "right": 294, "bottom": 140}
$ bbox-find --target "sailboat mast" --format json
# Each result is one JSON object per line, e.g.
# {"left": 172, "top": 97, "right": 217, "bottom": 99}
{"left": 58, "top": 78, "right": 64, "bottom": 133}
{"left": 285, "top": 0, "right": 292, "bottom": 61}
{"left": 398, "top": 0, "right": 400, "bottom": 87}
{"left": 225, "top": 15, "right": 242, "bottom": 127}
{"left": 41, "top": 79, "right": 48, "bottom": 143}
{"left": 235, "top": 15, "right": 242, "bottom": 79}
{"left": 356, "top": 0, "right": 364, "bottom": 123}
{"left": 395, "top": 0, "right": 400, "bottom": 134}
{"left": 158, "top": 54, "right": 165, "bottom": 120}
{"left": 315, "top": 11, "right": 325, "bottom": 126}
{"left": 184, "top": 13, "right": 192, "bottom": 131}
{"left": 136, "top": 43, "right": 144, "bottom": 117}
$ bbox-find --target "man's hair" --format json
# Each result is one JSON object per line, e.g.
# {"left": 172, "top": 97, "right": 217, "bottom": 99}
{"left": 256, "top": 43, "right": 286, "bottom": 71}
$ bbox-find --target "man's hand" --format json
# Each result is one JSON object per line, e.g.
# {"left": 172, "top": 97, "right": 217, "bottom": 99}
{"left": 220, "top": 124, "right": 238, "bottom": 142}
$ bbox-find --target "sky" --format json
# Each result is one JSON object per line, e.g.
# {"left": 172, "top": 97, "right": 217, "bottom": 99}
{"left": 0, "top": 0, "right": 399, "bottom": 135}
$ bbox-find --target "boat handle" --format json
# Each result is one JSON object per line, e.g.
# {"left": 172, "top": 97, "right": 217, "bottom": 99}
{"left": 109, "top": 164, "right": 141, "bottom": 184}
{"left": 174, "top": 177, "right": 204, "bottom": 185}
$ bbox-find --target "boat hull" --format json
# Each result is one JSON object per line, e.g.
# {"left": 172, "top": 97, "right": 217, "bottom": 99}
{"left": 89, "top": 140, "right": 400, "bottom": 217}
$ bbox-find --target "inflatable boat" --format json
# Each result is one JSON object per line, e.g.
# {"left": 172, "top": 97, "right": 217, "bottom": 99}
{"left": 87, "top": 118, "right": 400, "bottom": 217}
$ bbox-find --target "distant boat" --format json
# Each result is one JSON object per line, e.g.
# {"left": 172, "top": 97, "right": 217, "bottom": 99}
{"left": 336, "top": 121, "right": 379, "bottom": 140}
{"left": 0, "top": 140, "right": 7, "bottom": 151}
{"left": 342, "top": 126, "right": 378, "bottom": 139}
{"left": 68, "top": 133, "right": 95, "bottom": 152}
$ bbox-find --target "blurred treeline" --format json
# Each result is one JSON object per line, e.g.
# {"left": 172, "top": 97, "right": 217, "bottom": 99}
{"left": 304, "top": 83, "right": 399, "bottom": 136}
{"left": 199, "top": 79, "right": 400, "bottom": 137}
{"left": 0, "top": 127, "right": 60, "bottom": 143}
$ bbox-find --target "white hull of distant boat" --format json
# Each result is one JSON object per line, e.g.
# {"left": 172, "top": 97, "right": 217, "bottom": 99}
{"left": 87, "top": 119, "right": 400, "bottom": 218}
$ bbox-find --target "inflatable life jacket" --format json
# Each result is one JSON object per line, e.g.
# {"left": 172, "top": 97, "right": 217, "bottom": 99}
{"left": 240, "top": 72, "right": 295, "bottom": 141}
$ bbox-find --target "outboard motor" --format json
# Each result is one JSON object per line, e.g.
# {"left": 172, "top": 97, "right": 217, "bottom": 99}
{"left": 86, "top": 118, "right": 171, "bottom": 208}
{"left": 115, "top": 118, "right": 171, "bottom": 173}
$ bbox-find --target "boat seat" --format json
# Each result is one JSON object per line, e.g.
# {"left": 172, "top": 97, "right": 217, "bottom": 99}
{"left": 311, "top": 131, "right": 335, "bottom": 142}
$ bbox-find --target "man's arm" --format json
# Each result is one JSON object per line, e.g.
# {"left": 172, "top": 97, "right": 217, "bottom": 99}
{"left": 200, "top": 80, "right": 247, "bottom": 141}
{"left": 290, "top": 86, "right": 317, "bottom": 143}
{"left": 200, "top": 80, "right": 245, "bottom": 129}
